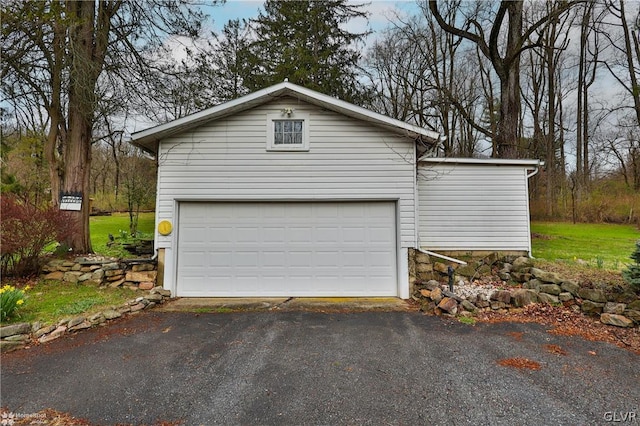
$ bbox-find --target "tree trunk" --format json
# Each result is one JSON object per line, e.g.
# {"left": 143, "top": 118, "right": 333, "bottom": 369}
{"left": 497, "top": 65, "right": 521, "bottom": 159}
{"left": 63, "top": 110, "right": 93, "bottom": 253}
{"left": 495, "top": 1, "right": 523, "bottom": 159}
{"left": 545, "top": 10, "right": 558, "bottom": 217}
{"left": 49, "top": 0, "right": 113, "bottom": 253}
{"left": 618, "top": 0, "right": 640, "bottom": 126}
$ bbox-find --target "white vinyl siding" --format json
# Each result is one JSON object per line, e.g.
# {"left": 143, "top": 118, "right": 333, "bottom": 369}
{"left": 418, "top": 162, "right": 532, "bottom": 252}
{"left": 154, "top": 97, "right": 417, "bottom": 297}
{"left": 155, "top": 97, "right": 416, "bottom": 248}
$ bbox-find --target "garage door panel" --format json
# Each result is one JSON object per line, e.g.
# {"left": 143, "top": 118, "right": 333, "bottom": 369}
{"left": 176, "top": 202, "right": 397, "bottom": 297}
{"left": 288, "top": 227, "right": 313, "bottom": 243}
{"left": 316, "top": 227, "right": 340, "bottom": 242}
{"left": 263, "top": 227, "right": 286, "bottom": 243}
{"left": 370, "top": 226, "right": 395, "bottom": 241}
{"left": 234, "top": 251, "right": 259, "bottom": 267}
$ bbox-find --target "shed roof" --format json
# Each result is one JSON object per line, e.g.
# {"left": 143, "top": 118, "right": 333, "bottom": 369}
{"left": 130, "top": 81, "right": 441, "bottom": 154}
{"left": 418, "top": 157, "right": 544, "bottom": 167}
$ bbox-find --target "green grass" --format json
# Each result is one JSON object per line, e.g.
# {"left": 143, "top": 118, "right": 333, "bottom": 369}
{"left": 0, "top": 279, "right": 138, "bottom": 326}
{"left": 90, "top": 212, "right": 155, "bottom": 257}
{"left": 458, "top": 316, "right": 476, "bottom": 325}
{"left": 531, "top": 222, "right": 640, "bottom": 270}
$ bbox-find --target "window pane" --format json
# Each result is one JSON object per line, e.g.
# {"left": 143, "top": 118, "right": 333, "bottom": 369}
{"left": 271, "top": 119, "right": 305, "bottom": 147}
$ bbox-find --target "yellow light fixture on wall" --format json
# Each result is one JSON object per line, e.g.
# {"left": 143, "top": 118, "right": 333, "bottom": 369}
{"left": 158, "top": 220, "right": 173, "bottom": 236}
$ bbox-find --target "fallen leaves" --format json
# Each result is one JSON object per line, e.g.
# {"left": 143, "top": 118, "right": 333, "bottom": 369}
{"left": 543, "top": 344, "right": 568, "bottom": 356}
{"left": 506, "top": 331, "right": 524, "bottom": 341}
{"left": 478, "top": 304, "right": 640, "bottom": 354}
{"left": 497, "top": 357, "right": 541, "bottom": 370}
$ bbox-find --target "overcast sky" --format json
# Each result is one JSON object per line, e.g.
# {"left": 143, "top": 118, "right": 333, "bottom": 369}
{"left": 206, "top": 0, "right": 423, "bottom": 45}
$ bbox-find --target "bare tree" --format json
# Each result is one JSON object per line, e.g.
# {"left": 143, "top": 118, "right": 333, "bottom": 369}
{"left": 601, "top": 0, "right": 640, "bottom": 127}
{"left": 1, "top": 0, "right": 213, "bottom": 252}
{"left": 428, "top": 0, "right": 578, "bottom": 158}
{"left": 121, "top": 146, "right": 156, "bottom": 236}
{"left": 363, "top": 8, "right": 484, "bottom": 157}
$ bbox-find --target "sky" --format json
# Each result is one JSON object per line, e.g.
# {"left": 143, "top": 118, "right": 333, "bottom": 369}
{"left": 205, "top": 0, "right": 423, "bottom": 45}
{"left": 139, "top": 1, "right": 423, "bottom": 132}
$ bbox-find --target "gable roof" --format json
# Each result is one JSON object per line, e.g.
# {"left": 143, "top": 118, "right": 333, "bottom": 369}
{"left": 130, "top": 81, "right": 441, "bottom": 154}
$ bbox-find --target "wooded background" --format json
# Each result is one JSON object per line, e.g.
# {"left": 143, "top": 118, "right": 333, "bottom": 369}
{"left": 2, "top": 0, "right": 639, "bottom": 252}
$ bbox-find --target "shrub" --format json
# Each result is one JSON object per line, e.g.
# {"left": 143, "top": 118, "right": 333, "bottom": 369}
{"left": 0, "top": 195, "right": 77, "bottom": 277}
{"left": 0, "top": 284, "right": 29, "bottom": 321}
{"left": 622, "top": 241, "right": 640, "bottom": 292}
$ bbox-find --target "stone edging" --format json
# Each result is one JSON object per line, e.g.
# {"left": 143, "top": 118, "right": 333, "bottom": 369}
{"left": 411, "top": 252, "right": 640, "bottom": 328}
{"left": 0, "top": 287, "right": 171, "bottom": 353}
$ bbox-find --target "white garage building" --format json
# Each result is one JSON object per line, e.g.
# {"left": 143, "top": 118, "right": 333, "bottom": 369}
{"left": 131, "top": 82, "right": 541, "bottom": 299}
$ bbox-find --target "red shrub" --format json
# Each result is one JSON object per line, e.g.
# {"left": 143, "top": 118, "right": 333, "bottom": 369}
{"left": 1, "top": 195, "right": 77, "bottom": 276}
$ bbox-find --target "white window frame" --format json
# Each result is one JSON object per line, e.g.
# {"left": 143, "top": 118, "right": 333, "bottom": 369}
{"left": 266, "top": 113, "right": 310, "bottom": 151}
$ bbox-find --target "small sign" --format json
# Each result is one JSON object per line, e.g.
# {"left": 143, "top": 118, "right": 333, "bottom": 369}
{"left": 60, "top": 192, "right": 82, "bottom": 211}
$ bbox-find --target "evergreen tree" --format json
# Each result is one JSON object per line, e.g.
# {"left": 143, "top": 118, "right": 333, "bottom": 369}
{"left": 243, "top": 0, "right": 370, "bottom": 104}
{"left": 622, "top": 241, "right": 640, "bottom": 292}
{"left": 213, "top": 19, "right": 252, "bottom": 102}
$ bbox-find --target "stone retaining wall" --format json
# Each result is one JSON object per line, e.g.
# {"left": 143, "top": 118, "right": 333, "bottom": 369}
{"left": 0, "top": 287, "right": 171, "bottom": 353}
{"left": 41, "top": 256, "right": 158, "bottom": 290}
{"left": 410, "top": 249, "right": 640, "bottom": 328}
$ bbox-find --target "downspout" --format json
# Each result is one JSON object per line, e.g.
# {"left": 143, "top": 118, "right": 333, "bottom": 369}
{"left": 527, "top": 167, "right": 541, "bottom": 179}
{"left": 417, "top": 248, "right": 467, "bottom": 265}
{"left": 525, "top": 161, "right": 544, "bottom": 257}
{"left": 151, "top": 139, "right": 161, "bottom": 261}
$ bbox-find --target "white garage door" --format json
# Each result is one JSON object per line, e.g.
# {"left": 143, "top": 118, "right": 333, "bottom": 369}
{"left": 176, "top": 202, "right": 397, "bottom": 297}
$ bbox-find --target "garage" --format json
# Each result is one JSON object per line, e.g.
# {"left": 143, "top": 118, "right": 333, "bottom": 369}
{"left": 176, "top": 201, "right": 398, "bottom": 297}
{"left": 131, "top": 82, "right": 441, "bottom": 299}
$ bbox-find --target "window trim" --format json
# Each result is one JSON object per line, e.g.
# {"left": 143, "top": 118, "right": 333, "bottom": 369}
{"left": 266, "top": 113, "right": 310, "bottom": 151}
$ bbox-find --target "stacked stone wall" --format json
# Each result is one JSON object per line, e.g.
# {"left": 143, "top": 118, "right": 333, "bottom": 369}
{"left": 41, "top": 256, "right": 158, "bottom": 290}
{"left": 410, "top": 249, "right": 639, "bottom": 329}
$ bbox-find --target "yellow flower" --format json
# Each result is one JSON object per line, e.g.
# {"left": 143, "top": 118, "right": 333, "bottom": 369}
{"left": 16, "top": 299, "right": 24, "bottom": 305}
{"left": 24, "top": 285, "right": 31, "bottom": 291}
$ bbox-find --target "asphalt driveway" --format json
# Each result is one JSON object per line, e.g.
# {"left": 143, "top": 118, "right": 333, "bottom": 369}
{"left": 2, "top": 311, "right": 638, "bottom": 425}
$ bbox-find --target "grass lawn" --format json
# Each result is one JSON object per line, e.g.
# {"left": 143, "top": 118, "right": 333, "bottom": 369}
{"left": 90, "top": 212, "right": 155, "bottom": 257}
{"left": 0, "top": 279, "right": 138, "bottom": 326}
{"left": 531, "top": 221, "right": 640, "bottom": 270}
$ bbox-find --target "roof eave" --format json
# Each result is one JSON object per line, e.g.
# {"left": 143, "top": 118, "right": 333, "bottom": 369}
{"left": 418, "top": 157, "right": 544, "bottom": 167}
